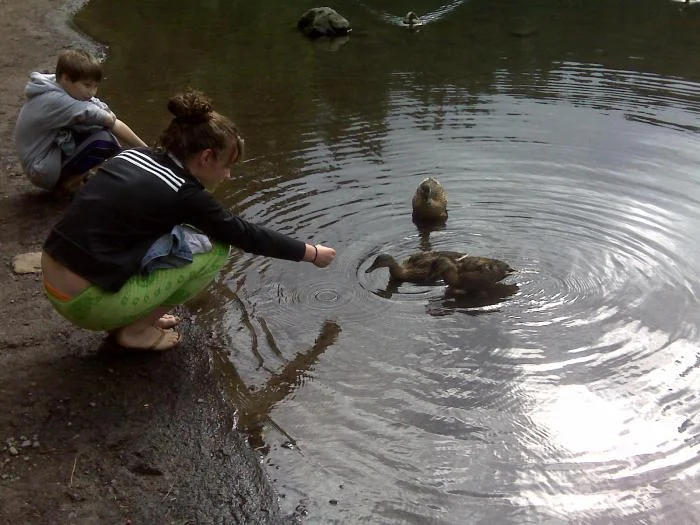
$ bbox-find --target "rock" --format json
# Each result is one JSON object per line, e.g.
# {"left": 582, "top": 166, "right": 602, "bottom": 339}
{"left": 12, "top": 252, "right": 42, "bottom": 274}
{"left": 297, "top": 7, "right": 351, "bottom": 38}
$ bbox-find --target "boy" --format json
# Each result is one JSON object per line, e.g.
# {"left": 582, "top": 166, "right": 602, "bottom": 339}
{"left": 13, "top": 48, "right": 146, "bottom": 193}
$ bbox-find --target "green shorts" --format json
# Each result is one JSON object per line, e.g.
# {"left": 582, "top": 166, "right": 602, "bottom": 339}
{"left": 45, "top": 242, "right": 230, "bottom": 332}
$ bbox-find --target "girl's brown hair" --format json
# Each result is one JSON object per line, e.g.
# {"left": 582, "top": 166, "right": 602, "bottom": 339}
{"left": 158, "top": 90, "right": 244, "bottom": 166}
{"left": 55, "top": 49, "right": 103, "bottom": 83}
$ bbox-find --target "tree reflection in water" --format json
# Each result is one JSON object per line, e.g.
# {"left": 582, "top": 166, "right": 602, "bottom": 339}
{"left": 212, "top": 317, "right": 342, "bottom": 454}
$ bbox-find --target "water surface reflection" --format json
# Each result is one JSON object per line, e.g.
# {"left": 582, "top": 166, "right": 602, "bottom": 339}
{"left": 75, "top": 0, "right": 700, "bottom": 522}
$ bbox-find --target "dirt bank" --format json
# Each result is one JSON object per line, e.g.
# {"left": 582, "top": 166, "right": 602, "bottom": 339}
{"left": 0, "top": 1, "right": 293, "bottom": 523}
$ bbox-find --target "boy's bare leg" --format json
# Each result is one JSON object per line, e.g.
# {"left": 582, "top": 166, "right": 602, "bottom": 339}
{"left": 114, "top": 306, "right": 182, "bottom": 350}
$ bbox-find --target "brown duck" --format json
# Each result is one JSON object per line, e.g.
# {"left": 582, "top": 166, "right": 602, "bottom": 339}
{"left": 412, "top": 177, "right": 447, "bottom": 224}
{"left": 366, "top": 251, "right": 466, "bottom": 283}
{"left": 430, "top": 255, "right": 515, "bottom": 294}
{"left": 402, "top": 11, "right": 423, "bottom": 28}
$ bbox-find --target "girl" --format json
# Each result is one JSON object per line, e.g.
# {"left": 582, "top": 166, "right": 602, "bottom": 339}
{"left": 41, "top": 90, "right": 336, "bottom": 350}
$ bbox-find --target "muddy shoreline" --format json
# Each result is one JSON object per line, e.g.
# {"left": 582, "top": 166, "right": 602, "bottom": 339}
{"left": 0, "top": 1, "right": 293, "bottom": 523}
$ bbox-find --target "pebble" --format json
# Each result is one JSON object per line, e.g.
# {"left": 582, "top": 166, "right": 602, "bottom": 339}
{"left": 8, "top": 446, "right": 18, "bottom": 456}
{"left": 11, "top": 252, "right": 42, "bottom": 274}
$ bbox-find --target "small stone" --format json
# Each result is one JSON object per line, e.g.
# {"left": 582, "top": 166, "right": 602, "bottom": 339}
{"left": 20, "top": 440, "right": 31, "bottom": 448}
{"left": 8, "top": 446, "right": 18, "bottom": 456}
{"left": 12, "top": 252, "right": 43, "bottom": 274}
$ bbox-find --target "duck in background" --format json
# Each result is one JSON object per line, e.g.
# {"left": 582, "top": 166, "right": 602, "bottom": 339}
{"left": 412, "top": 177, "right": 447, "bottom": 226}
{"left": 402, "top": 11, "right": 423, "bottom": 29}
{"left": 430, "top": 255, "right": 515, "bottom": 295}
{"left": 365, "top": 251, "right": 467, "bottom": 283}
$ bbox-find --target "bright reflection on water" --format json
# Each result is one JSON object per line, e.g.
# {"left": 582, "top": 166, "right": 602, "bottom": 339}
{"left": 76, "top": 0, "right": 700, "bottom": 523}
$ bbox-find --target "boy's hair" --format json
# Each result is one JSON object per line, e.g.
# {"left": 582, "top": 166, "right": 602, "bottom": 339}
{"left": 55, "top": 49, "right": 103, "bottom": 83}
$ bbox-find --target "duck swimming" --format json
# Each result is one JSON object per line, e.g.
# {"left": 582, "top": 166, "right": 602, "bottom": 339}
{"left": 366, "top": 251, "right": 466, "bottom": 283}
{"left": 412, "top": 177, "right": 447, "bottom": 225}
{"left": 430, "top": 255, "right": 515, "bottom": 294}
{"left": 402, "top": 11, "right": 423, "bottom": 28}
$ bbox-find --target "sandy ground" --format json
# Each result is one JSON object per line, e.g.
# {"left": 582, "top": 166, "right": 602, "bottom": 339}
{"left": 0, "top": 1, "right": 294, "bottom": 523}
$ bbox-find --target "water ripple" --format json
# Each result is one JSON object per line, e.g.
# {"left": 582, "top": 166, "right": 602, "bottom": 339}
{"left": 216, "top": 60, "right": 700, "bottom": 524}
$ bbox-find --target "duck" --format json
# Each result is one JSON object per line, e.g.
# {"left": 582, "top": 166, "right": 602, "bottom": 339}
{"left": 412, "top": 177, "right": 447, "bottom": 224}
{"left": 430, "top": 255, "right": 515, "bottom": 294}
{"left": 402, "top": 11, "right": 423, "bottom": 28}
{"left": 365, "top": 250, "right": 467, "bottom": 283}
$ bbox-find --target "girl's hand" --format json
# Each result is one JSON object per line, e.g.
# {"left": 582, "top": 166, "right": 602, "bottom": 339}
{"left": 306, "top": 244, "right": 336, "bottom": 268}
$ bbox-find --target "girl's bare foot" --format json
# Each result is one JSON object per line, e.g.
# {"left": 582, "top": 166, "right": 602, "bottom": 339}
{"left": 114, "top": 326, "right": 181, "bottom": 351}
{"left": 157, "top": 314, "right": 182, "bottom": 329}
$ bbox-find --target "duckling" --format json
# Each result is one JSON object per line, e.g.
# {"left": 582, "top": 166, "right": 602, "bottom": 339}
{"left": 412, "top": 177, "right": 447, "bottom": 224}
{"left": 366, "top": 251, "right": 467, "bottom": 283}
{"left": 402, "top": 11, "right": 423, "bottom": 27}
{"left": 430, "top": 255, "right": 515, "bottom": 294}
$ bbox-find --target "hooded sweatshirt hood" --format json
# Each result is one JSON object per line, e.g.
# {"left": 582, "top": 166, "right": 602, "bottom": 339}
{"left": 25, "top": 72, "right": 63, "bottom": 99}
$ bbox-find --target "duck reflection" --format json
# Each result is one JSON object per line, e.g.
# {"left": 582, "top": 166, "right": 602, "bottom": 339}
{"left": 416, "top": 220, "right": 446, "bottom": 253}
{"left": 426, "top": 282, "right": 520, "bottom": 316}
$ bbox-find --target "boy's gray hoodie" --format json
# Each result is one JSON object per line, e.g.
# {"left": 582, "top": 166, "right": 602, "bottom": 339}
{"left": 13, "top": 72, "right": 113, "bottom": 189}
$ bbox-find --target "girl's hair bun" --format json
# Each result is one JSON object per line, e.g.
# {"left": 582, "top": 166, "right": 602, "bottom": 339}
{"left": 167, "top": 90, "right": 212, "bottom": 124}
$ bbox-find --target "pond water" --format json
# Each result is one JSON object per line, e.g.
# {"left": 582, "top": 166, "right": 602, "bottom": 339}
{"left": 76, "top": 0, "right": 700, "bottom": 523}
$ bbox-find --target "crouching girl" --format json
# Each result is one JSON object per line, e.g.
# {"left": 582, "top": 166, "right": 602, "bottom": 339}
{"left": 41, "top": 90, "right": 335, "bottom": 350}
